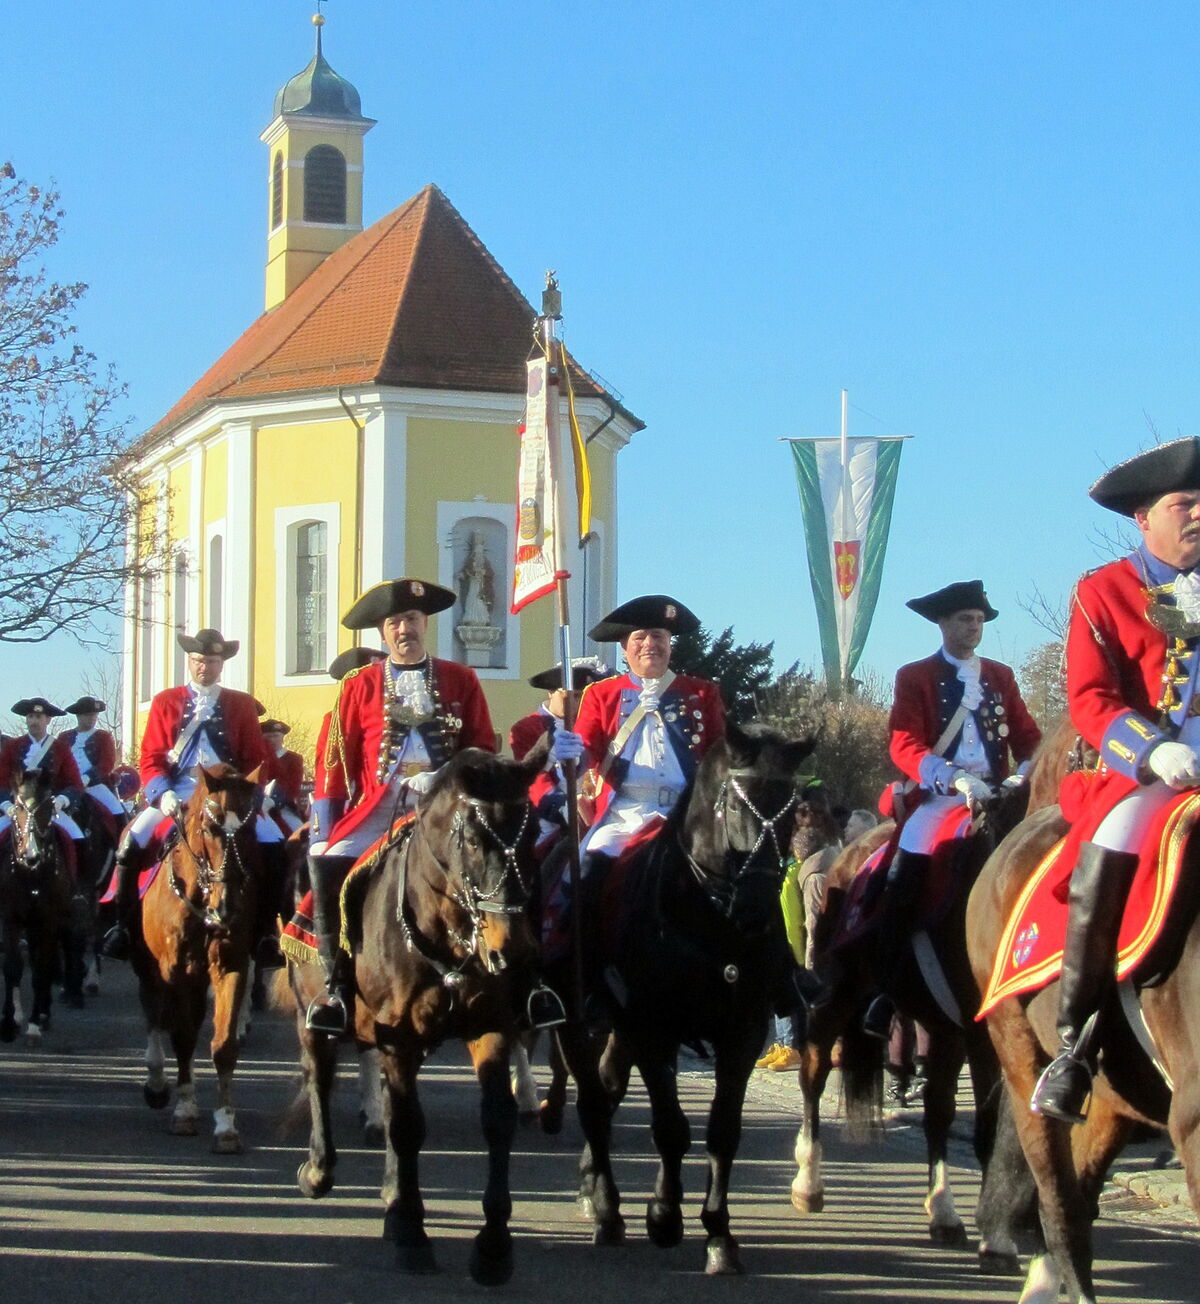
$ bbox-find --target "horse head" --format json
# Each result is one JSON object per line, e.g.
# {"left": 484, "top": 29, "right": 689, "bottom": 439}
{"left": 177, "top": 764, "right": 264, "bottom": 932}
{"left": 418, "top": 739, "right": 547, "bottom": 975}
{"left": 684, "top": 720, "right": 817, "bottom": 934}
{"left": 9, "top": 766, "right": 57, "bottom": 869}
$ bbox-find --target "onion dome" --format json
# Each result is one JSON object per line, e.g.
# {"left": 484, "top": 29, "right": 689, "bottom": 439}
{"left": 273, "top": 14, "right": 367, "bottom": 120}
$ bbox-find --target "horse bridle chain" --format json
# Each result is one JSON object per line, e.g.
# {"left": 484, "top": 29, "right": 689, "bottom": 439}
{"left": 686, "top": 768, "right": 797, "bottom": 909}
{"left": 167, "top": 796, "right": 257, "bottom": 931}
{"left": 7, "top": 792, "right": 55, "bottom": 874}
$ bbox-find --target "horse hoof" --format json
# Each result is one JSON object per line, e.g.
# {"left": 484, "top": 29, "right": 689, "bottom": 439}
{"left": 705, "top": 1239, "right": 744, "bottom": 1276}
{"left": 84, "top": 980, "right": 99, "bottom": 996}
{"left": 395, "top": 1243, "right": 439, "bottom": 1275}
{"left": 362, "top": 1121, "right": 385, "bottom": 1148}
{"left": 577, "top": 1195, "right": 596, "bottom": 1222}
{"left": 929, "top": 1222, "right": 969, "bottom": 1248}
{"left": 592, "top": 1217, "right": 626, "bottom": 1247}
{"left": 144, "top": 1084, "right": 170, "bottom": 1110}
{"left": 646, "top": 1201, "right": 684, "bottom": 1249}
{"left": 169, "top": 1115, "right": 199, "bottom": 1137}
{"left": 978, "top": 1248, "right": 1022, "bottom": 1276}
{"left": 24, "top": 1027, "right": 43, "bottom": 1047}
{"left": 469, "top": 1230, "right": 513, "bottom": 1286}
{"left": 212, "top": 1132, "right": 243, "bottom": 1155}
{"left": 297, "top": 1161, "right": 334, "bottom": 1199}
{"left": 791, "top": 1189, "right": 824, "bottom": 1214}
{"left": 539, "top": 1101, "right": 564, "bottom": 1135}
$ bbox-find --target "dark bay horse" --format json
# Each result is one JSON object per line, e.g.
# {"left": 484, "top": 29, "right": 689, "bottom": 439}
{"left": 0, "top": 767, "right": 82, "bottom": 1044}
{"left": 292, "top": 742, "right": 564, "bottom": 1286}
{"left": 549, "top": 721, "right": 816, "bottom": 1275}
{"left": 967, "top": 725, "right": 1200, "bottom": 1303}
{"left": 130, "top": 763, "right": 264, "bottom": 1152}
{"left": 790, "top": 778, "right": 1032, "bottom": 1265}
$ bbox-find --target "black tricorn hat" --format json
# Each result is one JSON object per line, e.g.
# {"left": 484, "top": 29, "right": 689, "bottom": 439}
{"left": 1089, "top": 436, "right": 1200, "bottom": 517}
{"left": 177, "top": 628, "right": 239, "bottom": 659}
{"left": 528, "top": 657, "right": 612, "bottom": 692}
{"left": 12, "top": 698, "right": 66, "bottom": 717}
{"left": 907, "top": 580, "right": 999, "bottom": 623}
{"left": 260, "top": 719, "right": 290, "bottom": 736}
{"left": 589, "top": 594, "right": 701, "bottom": 642}
{"left": 65, "top": 697, "right": 106, "bottom": 715}
{"left": 342, "top": 578, "right": 456, "bottom": 629}
{"left": 328, "top": 647, "right": 387, "bottom": 680}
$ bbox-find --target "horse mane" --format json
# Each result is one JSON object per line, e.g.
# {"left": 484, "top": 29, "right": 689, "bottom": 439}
{"left": 432, "top": 747, "right": 539, "bottom": 804}
{"left": 1024, "top": 713, "right": 1091, "bottom": 815}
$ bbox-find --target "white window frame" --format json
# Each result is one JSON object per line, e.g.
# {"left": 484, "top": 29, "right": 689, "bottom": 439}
{"left": 435, "top": 501, "right": 519, "bottom": 680}
{"left": 274, "top": 502, "right": 341, "bottom": 686}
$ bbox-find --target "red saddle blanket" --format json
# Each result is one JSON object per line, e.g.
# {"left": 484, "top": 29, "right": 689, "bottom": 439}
{"left": 828, "top": 803, "right": 973, "bottom": 953}
{"left": 977, "top": 789, "right": 1200, "bottom": 1018}
{"left": 280, "top": 812, "right": 416, "bottom": 965}
{"left": 98, "top": 817, "right": 175, "bottom": 903}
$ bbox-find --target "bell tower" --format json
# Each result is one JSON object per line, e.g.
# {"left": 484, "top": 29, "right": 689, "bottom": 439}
{"left": 261, "top": 12, "right": 375, "bottom": 310}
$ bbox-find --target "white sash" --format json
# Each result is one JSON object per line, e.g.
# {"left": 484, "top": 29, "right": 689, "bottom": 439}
{"left": 599, "top": 669, "right": 677, "bottom": 783}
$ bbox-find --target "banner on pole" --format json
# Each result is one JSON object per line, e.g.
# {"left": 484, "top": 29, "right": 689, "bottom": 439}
{"left": 788, "top": 436, "right": 904, "bottom": 688}
{"left": 512, "top": 357, "right": 559, "bottom": 612}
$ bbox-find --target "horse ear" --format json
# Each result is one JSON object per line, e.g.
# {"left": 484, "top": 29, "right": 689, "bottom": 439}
{"left": 246, "top": 764, "right": 265, "bottom": 785}
{"left": 723, "top": 720, "right": 756, "bottom": 768}
{"left": 519, "top": 731, "right": 552, "bottom": 780}
{"left": 780, "top": 733, "right": 819, "bottom": 774}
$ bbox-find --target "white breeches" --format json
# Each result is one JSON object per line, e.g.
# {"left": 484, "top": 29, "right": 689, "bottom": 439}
{"left": 323, "top": 777, "right": 416, "bottom": 859}
{"left": 127, "top": 801, "right": 283, "bottom": 849}
{"left": 898, "top": 793, "right": 968, "bottom": 854}
{"left": 1093, "top": 716, "right": 1200, "bottom": 853}
{"left": 86, "top": 783, "right": 126, "bottom": 816}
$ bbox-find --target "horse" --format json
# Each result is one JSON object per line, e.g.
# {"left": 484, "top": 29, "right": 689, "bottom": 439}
{"left": 789, "top": 767, "right": 1034, "bottom": 1265}
{"left": 0, "top": 766, "right": 83, "bottom": 1044}
{"left": 62, "top": 789, "right": 122, "bottom": 1004}
{"left": 291, "top": 741, "right": 566, "bottom": 1285}
{"left": 129, "top": 763, "right": 265, "bottom": 1152}
{"left": 544, "top": 720, "right": 816, "bottom": 1275}
{"left": 966, "top": 720, "right": 1200, "bottom": 1304}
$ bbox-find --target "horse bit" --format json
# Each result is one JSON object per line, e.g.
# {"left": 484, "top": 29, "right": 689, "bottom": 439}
{"left": 167, "top": 796, "right": 257, "bottom": 931}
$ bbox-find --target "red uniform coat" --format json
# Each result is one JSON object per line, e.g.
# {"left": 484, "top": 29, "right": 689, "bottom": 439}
{"left": 574, "top": 672, "right": 726, "bottom": 830}
{"left": 0, "top": 735, "right": 83, "bottom": 794}
{"left": 889, "top": 652, "right": 1042, "bottom": 793}
{"left": 509, "top": 708, "right": 555, "bottom": 761}
{"left": 267, "top": 749, "right": 306, "bottom": 806}
{"left": 59, "top": 728, "right": 118, "bottom": 787}
{"left": 510, "top": 707, "right": 562, "bottom": 819}
{"left": 321, "top": 658, "right": 495, "bottom": 846}
{"left": 139, "top": 685, "right": 270, "bottom": 795}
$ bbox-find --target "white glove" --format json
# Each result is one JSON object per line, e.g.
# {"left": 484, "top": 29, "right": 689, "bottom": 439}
{"left": 404, "top": 769, "right": 437, "bottom": 796}
{"left": 1000, "top": 773, "right": 1027, "bottom": 791}
{"left": 952, "top": 771, "right": 994, "bottom": 807}
{"left": 1147, "top": 740, "right": 1200, "bottom": 790}
{"left": 52, "top": 794, "right": 69, "bottom": 813}
{"left": 160, "top": 789, "right": 182, "bottom": 816}
{"left": 551, "top": 729, "right": 585, "bottom": 763}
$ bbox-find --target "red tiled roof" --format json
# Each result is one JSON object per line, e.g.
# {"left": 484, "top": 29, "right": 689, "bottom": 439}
{"left": 139, "top": 184, "right": 641, "bottom": 449}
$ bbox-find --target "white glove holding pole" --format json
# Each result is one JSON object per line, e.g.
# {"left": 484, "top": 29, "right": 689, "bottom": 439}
{"left": 160, "top": 789, "right": 182, "bottom": 817}
{"left": 551, "top": 730, "right": 585, "bottom": 763}
{"left": 404, "top": 769, "right": 437, "bottom": 797}
{"left": 952, "top": 771, "right": 994, "bottom": 808}
{"left": 1147, "top": 740, "right": 1200, "bottom": 790}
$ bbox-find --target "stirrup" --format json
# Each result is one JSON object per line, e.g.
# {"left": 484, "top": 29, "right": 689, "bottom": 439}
{"left": 1030, "top": 1051, "right": 1093, "bottom": 1125}
{"left": 99, "top": 925, "right": 131, "bottom": 962}
{"left": 305, "top": 991, "right": 348, "bottom": 1035}
{"left": 862, "top": 993, "right": 896, "bottom": 1041}
{"left": 526, "top": 982, "right": 567, "bottom": 1030}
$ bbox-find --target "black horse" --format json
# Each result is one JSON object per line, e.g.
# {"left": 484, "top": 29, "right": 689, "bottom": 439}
{"left": 0, "top": 767, "right": 83, "bottom": 1043}
{"left": 547, "top": 720, "right": 815, "bottom": 1274}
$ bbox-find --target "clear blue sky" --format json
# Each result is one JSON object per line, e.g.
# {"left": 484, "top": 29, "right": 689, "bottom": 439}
{"left": 3, "top": 0, "right": 1192, "bottom": 724}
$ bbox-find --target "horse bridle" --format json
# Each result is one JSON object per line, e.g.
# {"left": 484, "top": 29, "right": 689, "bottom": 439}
{"left": 397, "top": 793, "right": 534, "bottom": 986}
{"left": 684, "top": 767, "right": 798, "bottom": 913}
{"left": 7, "top": 791, "right": 56, "bottom": 871}
{"left": 166, "top": 793, "right": 260, "bottom": 931}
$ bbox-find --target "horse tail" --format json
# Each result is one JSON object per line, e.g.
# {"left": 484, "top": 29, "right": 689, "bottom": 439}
{"left": 268, "top": 965, "right": 298, "bottom": 1014}
{"left": 838, "top": 1020, "right": 884, "bottom": 1143}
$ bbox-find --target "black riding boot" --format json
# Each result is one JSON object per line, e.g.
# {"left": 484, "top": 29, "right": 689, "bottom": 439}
{"left": 579, "top": 853, "right": 614, "bottom": 1023}
{"left": 253, "top": 841, "right": 288, "bottom": 969}
{"left": 305, "top": 854, "right": 356, "bottom": 1035}
{"left": 863, "top": 850, "right": 931, "bottom": 1040}
{"left": 99, "top": 841, "right": 147, "bottom": 961}
{"left": 1029, "top": 843, "right": 1139, "bottom": 1125}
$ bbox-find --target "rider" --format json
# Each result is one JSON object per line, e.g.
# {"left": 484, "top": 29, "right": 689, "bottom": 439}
{"left": 60, "top": 696, "right": 127, "bottom": 826}
{"left": 305, "top": 578, "right": 496, "bottom": 1034}
{"left": 863, "top": 581, "right": 1041, "bottom": 1040}
{"left": 1031, "top": 436, "right": 1200, "bottom": 1123}
{"left": 0, "top": 698, "right": 86, "bottom": 845}
{"left": 99, "top": 629, "right": 283, "bottom": 965}
{"left": 262, "top": 719, "right": 306, "bottom": 835}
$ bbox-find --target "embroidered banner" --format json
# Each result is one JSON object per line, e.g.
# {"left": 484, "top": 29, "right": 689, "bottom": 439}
{"left": 512, "top": 357, "right": 558, "bottom": 612}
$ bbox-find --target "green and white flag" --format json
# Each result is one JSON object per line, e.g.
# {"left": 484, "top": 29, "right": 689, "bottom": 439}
{"left": 788, "top": 433, "right": 904, "bottom": 692}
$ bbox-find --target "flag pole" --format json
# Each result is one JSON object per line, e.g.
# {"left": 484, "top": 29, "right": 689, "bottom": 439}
{"left": 540, "top": 272, "right": 586, "bottom": 1020}
{"left": 837, "top": 388, "right": 851, "bottom": 694}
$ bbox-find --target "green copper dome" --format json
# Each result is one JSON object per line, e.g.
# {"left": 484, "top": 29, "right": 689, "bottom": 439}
{"left": 273, "top": 17, "right": 366, "bottom": 120}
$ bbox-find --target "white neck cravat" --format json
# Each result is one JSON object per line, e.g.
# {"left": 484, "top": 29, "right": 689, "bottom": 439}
{"left": 1174, "top": 571, "right": 1200, "bottom": 622}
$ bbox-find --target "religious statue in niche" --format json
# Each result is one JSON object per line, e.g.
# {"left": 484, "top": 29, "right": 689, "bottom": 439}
{"left": 455, "top": 528, "right": 503, "bottom": 666}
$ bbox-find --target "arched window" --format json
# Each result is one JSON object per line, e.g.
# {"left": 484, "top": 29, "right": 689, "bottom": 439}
{"left": 303, "top": 145, "right": 346, "bottom": 224}
{"left": 271, "top": 151, "right": 284, "bottom": 229}
{"left": 293, "top": 520, "right": 328, "bottom": 674}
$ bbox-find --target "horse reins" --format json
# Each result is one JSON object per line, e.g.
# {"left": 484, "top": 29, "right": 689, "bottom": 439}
{"left": 165, "top": 795, "right": 259, "bottom": 931}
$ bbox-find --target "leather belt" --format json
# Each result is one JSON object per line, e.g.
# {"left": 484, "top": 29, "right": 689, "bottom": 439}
{"left": 393, "top": 761, "right": 428, "bottom": 779}
{"left": 620, "top": 783, "right": 681, "bottom": 807}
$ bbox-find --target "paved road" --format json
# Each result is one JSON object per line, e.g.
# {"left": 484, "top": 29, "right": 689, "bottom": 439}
{"left": 0, "top": 963, "right": 1197, "bottom": 1303}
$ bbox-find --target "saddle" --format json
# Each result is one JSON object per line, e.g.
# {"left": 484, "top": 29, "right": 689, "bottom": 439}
{"left": 978, "top": 789, "right": 1200, "bottom": 1017}
{"left": 98, "top": 817, "right": 177, "bottom": 904}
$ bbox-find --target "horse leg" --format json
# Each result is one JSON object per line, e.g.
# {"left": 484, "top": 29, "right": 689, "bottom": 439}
{"left": 60, "top": 894, "right": 88, "bottom": 1008}
{"left": 792, "top": 1004, "right": 841, "bottom": 1213}
{"left": 144, "top": 1027, "right": 171, "bottom": 1108}
{"left": 1, "top": 931, "right": 21, "bottom": 1043}
{"left": 922, "top": 1030, "right": 969, "bottom": 1247}
{"left": 296, "top": 1011, "right": 340, "bottom": 1198}
{"left": 553, "top": 1022, "right": 624, "bottom": 1245}
{"left": 975, "top": 1082, "right": 1035, "bottom": 1277}
{"left": 209, "top": 966, "right": 247, "bottom": 1154}
{"left": 638, "top": 1044, "right": 691, "bottom": 1252}
{"left": 26, "top": 923, "right": 57, "bottom": 1042}
{"left": 539, "top": 1028, "right": 568, "bottom": 1135}
{"left": 166, "top": 980, "right": 206, "bottom": 1137}
{"left": 510, "top": 1034, "right": 541, "bottom": 1127}
{"left": 379, "top": 1035, "right": 438, "bottom": 1274}
{"left": 357, "top": 1043, "right": 385, "bottom": 1146}
{"left": 465, "top": 1032, "right": 519, "bottom": 1286}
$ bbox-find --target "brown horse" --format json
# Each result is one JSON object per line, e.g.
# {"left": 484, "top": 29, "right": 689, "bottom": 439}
{"left": 291, "top": 741, "right": 561, "bottom": 1285}
{"left": 966, "top": 720, "right": 1200, "bottom": 1304}
{"left": 0, "top": 767, "right": 82, "bottom": 1044}
{"left": 130, "top": 763, "right": 264, "bottom": 1152}
{"left": 790, "top": 780, "right": 1031, "bottom": 1266}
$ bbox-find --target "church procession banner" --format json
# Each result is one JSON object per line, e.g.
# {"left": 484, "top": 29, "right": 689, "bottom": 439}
{"left": 788, "top": 434, "right": 905, "bottom": 691}
{"left": 511, "top": 356, "right": 558, "bottom": 612}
